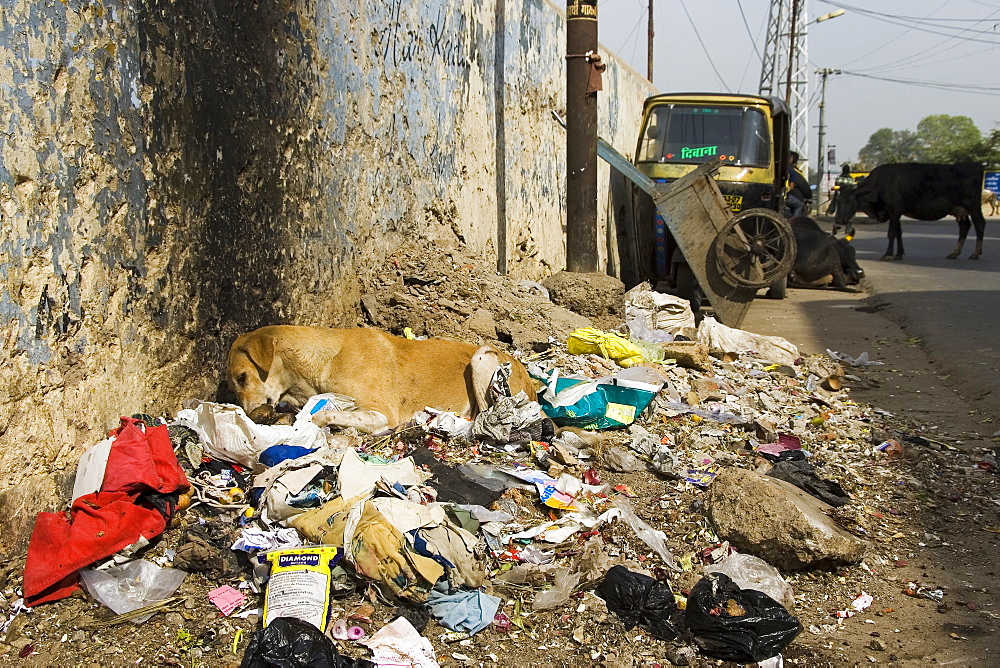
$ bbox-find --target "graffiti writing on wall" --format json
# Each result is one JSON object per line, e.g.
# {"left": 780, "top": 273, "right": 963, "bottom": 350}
{"left": 378, "top": 0, "right": 470, "bottom": 69}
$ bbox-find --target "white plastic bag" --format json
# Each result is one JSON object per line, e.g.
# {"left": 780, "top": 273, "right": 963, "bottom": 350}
{"left": 532, "top": 569, "right": 581, "bottom": 611}
{"left": 611, "top": 498, "right": 679, "bottom": 570}
{"left": 696, "top": 317, "right": 799, "bottom": 365}
{"left": 624, "top": 284, "right": 697, "bottom": 341}
{"left": 174, "top": 401, "right": 328, "bottom": 469}
{"left": 707, "top": 552, "right": 795, "bottom": 609}
{"left": 80, "top": 559, "right": 187, "bottom": 623}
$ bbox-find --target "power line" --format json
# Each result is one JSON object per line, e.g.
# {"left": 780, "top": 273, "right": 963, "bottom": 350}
{"left": 602, "top": 0, "right": 648, "bottom": 67}
{"left": 735, "top": 0, "right": 765, "bottom": 91}
{"left": 817, "top": 1, "right": 1000, "bottom": 40}
{"left": 678, "top": 0, "right": 731, "bottom": 91}
{"left": 836, "top": 0, "right": 955, "bottom": 67}
{"left": 736, "top": 0, "right": 764, "bottom": 62}
{"left": 853, "top": 41, "right": 999, "bottom": 76}
{"left": 842, "top": 70, "right": 1000, "bottom": 95}
{"left": 820, "top": 0, "right": 1000, "bottom": 26}
{"left": 837, "top": 0, "right": 1000, "bottom": 68}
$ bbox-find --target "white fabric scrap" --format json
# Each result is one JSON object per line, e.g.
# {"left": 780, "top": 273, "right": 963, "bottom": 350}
{"left": 371, "top": 497, "right": 448, "bottom": 534}
{"left": 826, "top": 349, "right": 884, "bottom": 367}
{"left": 231, "top": 527, "right": 302, "bottom": 552}
{"left": 697, "top": 316, "right": 799, "bottom": 365}
{"left": 359, "top": 616, "right": 439, "bottom": 668}
{"left": 338, "top": 448, "right": 430, "bottom": 499}
{"left": 72, "top": 437, "right": 115, "bottom": 501}
{"left": 507, "top": 517, "right": 583, "bottom": 544}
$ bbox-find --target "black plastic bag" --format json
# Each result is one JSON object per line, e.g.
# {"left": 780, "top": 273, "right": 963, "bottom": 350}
{"left": 240, "top": 617, "right": 375, "bottom": 668}
{"left": 394, "top": 603, "right": 432, "bottom": 633}
{"left": 768, "top": 460, "right": 851, "bottom": 507}
{"left": 595, "top": 565, "right": 678, "bottom": 640}
{"left": 685, "top": 572, "right": 802, "bottom": 663}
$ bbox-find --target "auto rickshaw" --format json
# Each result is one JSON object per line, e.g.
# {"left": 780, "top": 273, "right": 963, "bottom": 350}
{"left": 632, "top": 92, "right": 794, "bottom": 303}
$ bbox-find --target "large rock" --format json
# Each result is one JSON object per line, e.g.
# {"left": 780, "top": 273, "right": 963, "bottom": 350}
{"left": 707, "top": 467, "right": 865, "bottom": 571}
{"left": 658, "top": 341, "right": 713, "bottom": 373}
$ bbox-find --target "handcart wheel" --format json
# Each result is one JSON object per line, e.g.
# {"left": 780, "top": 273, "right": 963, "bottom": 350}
{"left": 713, "top": 208, "right": 796, "bottom": 290}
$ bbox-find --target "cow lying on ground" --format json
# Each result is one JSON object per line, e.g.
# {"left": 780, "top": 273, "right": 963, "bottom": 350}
{"left": 788, "top": 216, "right": 863, "bottom": 289}
{"left": 983, "top": 189, "right": 999, "bottom": 216}
{"left": 834, "top": 162, "right": 986, "bottom": 261}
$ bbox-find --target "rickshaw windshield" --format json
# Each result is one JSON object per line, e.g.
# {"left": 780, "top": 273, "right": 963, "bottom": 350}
{"left": 639, "top": 104, "right": 771, "bottom": 168}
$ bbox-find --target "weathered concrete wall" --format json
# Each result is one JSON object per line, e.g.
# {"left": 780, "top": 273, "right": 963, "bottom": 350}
{"left": 0, "top": 0, "right": 653, "bottom": 552}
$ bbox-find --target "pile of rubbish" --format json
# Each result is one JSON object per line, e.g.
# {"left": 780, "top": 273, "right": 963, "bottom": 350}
{"left": 5, "top": 274, "right": 996, "bottom": 667}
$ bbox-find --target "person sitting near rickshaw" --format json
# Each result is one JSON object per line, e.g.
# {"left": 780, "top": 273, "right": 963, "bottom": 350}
{"left": 785, "top": 151, "right": 811, "bottom": 217}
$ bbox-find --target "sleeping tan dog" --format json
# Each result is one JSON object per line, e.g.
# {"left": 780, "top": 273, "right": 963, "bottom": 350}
{"left": 227, "top": 325, "right": 537, "bottom": 433}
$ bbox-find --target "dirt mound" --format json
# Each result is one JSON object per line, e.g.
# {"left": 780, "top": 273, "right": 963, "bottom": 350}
{"left": 357, "top": 240, "right": 605, "bottom": 350}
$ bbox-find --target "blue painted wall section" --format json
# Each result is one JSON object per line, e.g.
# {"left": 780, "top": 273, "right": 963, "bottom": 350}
{"left": 0, "top": 0, "right": 654, "bottom": 552}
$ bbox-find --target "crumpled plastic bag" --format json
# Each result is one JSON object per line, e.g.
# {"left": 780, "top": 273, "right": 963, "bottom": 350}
{"left": 567, "top": 327, "right": 646, "bottom": 367}
{"left": 685, "top": 572, "right": 803, "bottom": 663}
{"left": 595, "top": 565, "right": 678, "bottom": 640}
{"left": 472, "top": 392, "right": 545, "bottom": 444}
{"left": 766, "top": 459, "right": 851, "bottom": 507}
{"left": 696, "top": 317, "right": 799, "bottom": 366}
{"left": 600, "top": 446, "right": 643, "bottom": 472}
{"left": 627, "top": 426, "right": 678, "bottom": 476}
{"left": 79, "top": 559, "right": 187, "bottom": 624}
{"left": 611, "top": 498, "right": 678, "bottom": 570}
{"left": 532, "top": 568, "right": 581, "bottom": 611}
{"left": 175, "top": 401, "right": 328, "bottom": 470}
{"left": 240, "top": 616, "right": 373, "bottom": 668}
{"left": 706, "top": 553, "right": 795, "bottom": 610}
{"left": 826, "top": 349, "right": 884, "bottom": 367}
{"left": 624, "top": 284, "right": 697, "bottom": 341}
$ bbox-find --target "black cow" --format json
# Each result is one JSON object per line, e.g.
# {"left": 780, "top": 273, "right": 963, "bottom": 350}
{"left": 788, "top": 216, "right": 863, "bottom": 288}
{"left": 834, "top": 162, "right": 986, "bottom": 261}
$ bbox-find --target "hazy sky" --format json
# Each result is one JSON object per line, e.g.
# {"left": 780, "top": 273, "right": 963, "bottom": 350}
{"left": 599, "top": 0, "right": 1000, "bottom": 171}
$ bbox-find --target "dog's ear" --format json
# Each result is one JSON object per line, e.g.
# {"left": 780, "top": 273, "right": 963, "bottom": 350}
{"left": 242, "top": 334, "right": 276, "bottom": 377}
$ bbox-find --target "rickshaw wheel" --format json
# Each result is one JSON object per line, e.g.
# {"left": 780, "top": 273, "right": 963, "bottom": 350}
{"left": 713, "top": 208, "right": 796, "bottom": 290}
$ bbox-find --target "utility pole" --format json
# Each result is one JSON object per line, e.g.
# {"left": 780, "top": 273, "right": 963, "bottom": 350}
{"left": 647, "top": 0, "right": 654, "bottom": 82}
{"left": 566, "top": 0, "right": 599, "bottom": 272}
{"left": 815, "top": 67, "right": 841, "bottom": 212}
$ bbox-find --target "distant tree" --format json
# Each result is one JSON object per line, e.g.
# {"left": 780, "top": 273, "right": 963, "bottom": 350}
{"left": 916, "top": 114, "right": 982, "bottom": 163}
{"left": 857, "top": 128, "right": 922, "bottom": 169}
{"left": 980, "top": 127, "right": 1000, "bottom": 168}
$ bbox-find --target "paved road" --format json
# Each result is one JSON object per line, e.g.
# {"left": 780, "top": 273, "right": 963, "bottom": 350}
{"left": 834, "top": 213, "right": 1000, "bottom": 422}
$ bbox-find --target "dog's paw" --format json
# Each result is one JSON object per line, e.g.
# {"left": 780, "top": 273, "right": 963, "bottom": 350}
{"left": 312, "top": 409, "right": 391, "bottom": 434}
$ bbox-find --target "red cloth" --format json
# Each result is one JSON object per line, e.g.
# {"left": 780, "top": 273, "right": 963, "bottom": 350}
{"left": 102, "top": 417, "right": 189, "bottom": 495}
{"left": 23, "top": 491, "right": 167, "bottom": 605}
{"left": 23, "top": 417, "right": 189, "bottom": 606}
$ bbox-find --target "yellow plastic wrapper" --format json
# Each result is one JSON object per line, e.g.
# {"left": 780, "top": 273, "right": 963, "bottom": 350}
{"left": 567, "top": 327, "right": 646, "bottom": 367}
